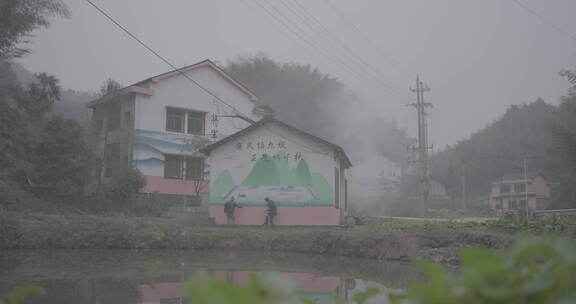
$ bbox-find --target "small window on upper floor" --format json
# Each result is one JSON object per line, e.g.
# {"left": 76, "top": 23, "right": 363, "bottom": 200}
{"left": 187, "top": 111, "right": 205, "bottom": 135}
{"left": 166, "top": 108, "right": 185, "bottom": 132}
{"left": 500, "top": 184, "right": 511, "bottom": 194}
{"left": 514, "top": 183, "right": 526, "bottom": 193}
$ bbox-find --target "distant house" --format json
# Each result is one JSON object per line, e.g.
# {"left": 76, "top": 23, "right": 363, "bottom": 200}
{"left": 489, "top": 173, "right": 551, "bottom": 215}
{"left": 201, "top": 118, "right": 352, "bottom": 226}
{"left": 88, "top": 59, "right": 272, "bottom": 213}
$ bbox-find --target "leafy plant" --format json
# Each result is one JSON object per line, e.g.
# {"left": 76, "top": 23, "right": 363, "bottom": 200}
{"left": 186, "top": 272, "right": 299, "bottom": 304}
{"left": 0, "top": 286, "right": 44, "bottom": 304}
{"left": 390, "top": 235, "right": 576, "bottom": 304}
{"left": 185, "top": 236, "right": 576, "bottom": 304}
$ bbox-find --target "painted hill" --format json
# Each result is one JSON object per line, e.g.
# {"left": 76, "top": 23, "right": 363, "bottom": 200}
{"left": 240, "top": 150, "right": 312, "bottom": 187}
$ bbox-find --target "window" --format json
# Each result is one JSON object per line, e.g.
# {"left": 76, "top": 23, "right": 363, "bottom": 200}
{"left": 187, "top": 111, "right": 205, "bottom": 135}
{"left": 166, "top": 108, "right": 185, "bottom": 132}
{"left": 166, "top": 107, "right": 206, "bottom": 134}
{"left": 124, "top": 111, "right": 131, "bottom": 128}
{"left": 185, "top": 157, "right": 204, "bottom": 180}
{"left": 499, "top": 184, "right": 511, "bottom": 194}
{"left": 164, "top": 155, "right": 182, "bottom": 178}
{"left": 509, "top": 200, "right": 518, "bottom": 209}
{"left": 514, "top": 183, "right": 526, "bottom": 193}
{"left": 164, "top": 155, "right": 204, "bottom": 180}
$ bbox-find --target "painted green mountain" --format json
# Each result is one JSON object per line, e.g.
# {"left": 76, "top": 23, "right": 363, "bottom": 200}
{"left": 210, "top": 149, "right": 334, "bottom": 206}
{"left": 241, "top": 150, "right": 312, "bottom": 187}
{"left": 211, "top": 170, "right": 234, "bottom": 201}
{"left": 241, "top": 155, "right": 280, "bottom": 186}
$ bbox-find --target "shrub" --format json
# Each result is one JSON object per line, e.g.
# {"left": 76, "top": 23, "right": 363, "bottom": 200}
{"left": 184, "top": 235, "right": 576, "bottom": 304}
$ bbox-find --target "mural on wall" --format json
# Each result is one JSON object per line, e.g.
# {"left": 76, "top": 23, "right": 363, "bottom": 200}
{"left": 133, "top": 129, "right": 212, "bottom": 176}
{"left": 210, "top": 149, "right": 334, "bottom": 206}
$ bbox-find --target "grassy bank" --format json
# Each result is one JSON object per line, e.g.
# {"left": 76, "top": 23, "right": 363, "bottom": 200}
{"left": 0, "top": 212, "right": 535, "bottom": 263}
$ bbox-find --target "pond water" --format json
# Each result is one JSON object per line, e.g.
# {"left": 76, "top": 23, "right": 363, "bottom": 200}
{"left": 0, "top": 250, "right": 423, "bottom": 304}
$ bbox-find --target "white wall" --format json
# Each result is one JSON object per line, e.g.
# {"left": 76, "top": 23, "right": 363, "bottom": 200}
{"left": 131, "top": 65, "right": 260, "bottom": 178}
{"left": 208, "top": 121, "right": 348, "bottom": 207}
{"left": 134, "top": 65, "right": 258, "bottom": 137}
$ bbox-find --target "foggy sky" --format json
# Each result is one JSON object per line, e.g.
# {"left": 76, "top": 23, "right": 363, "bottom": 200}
{"left": 17, "top": 0, "right": 576, "bottom": 148}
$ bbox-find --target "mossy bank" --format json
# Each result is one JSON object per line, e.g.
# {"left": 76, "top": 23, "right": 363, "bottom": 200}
{"left": 0, "top": 212, "right": 538, "bottom": 263}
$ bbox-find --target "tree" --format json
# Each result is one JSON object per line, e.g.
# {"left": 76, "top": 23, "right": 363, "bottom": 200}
{"left": 224, "top": 54, "right": 410, "bottom": 163}
{"left": 32, "top": 115, "right": 94, "bottom": 198}
{"left": 0, "top": 0, "right": 69, "bottom": 59}
{"left": 99, "top": 78, "right": 123, "bottom": 97}
{"left": 27, "top": 72, "right": 61, "bottom": 117}
{"left": 105, "top": 168, "right": 146, "bottom": 202}
{"left": 546, "top": 73, "right": 576, "bottom": 208}
{"left": 430, "top": 99, "right": 556, "bottom": 204}
{"left": 225, "top": 54, "right": 349, "bottom": 142}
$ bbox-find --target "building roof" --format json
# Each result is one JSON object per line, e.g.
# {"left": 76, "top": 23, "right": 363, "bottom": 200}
{"left": 200, "top": 118, "right": 352, "bottom": 168}
{"left": 498, "top": 172, "right": 544, "bottom": 182}
{"left": 87, "top": 59, "right": 258, "bottom": 108}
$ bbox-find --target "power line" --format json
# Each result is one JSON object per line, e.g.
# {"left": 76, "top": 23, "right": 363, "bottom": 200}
{"left": 84, "top": 0, "right": 241, "bottom": 115}
{"left": 250, "top": 0, "right": 364, "bottom": 81}
{"left": 279, "top": 0, "right": 400, "bottom": 92}
{"left": 257, "top": 0, "right": 391, "bottom": 92}
{"left": 511, "top": 0, "right": 576, "bottom": 42}
{"left": 321, "top": 0, "right": 405, "bottom": 72}
{"left": 84, "top": 0, "right": 328, "bottom": 155}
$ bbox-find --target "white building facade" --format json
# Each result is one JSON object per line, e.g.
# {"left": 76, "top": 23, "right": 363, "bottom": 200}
{"left": 88, "top": 59, "right": 268, "bottom": 212}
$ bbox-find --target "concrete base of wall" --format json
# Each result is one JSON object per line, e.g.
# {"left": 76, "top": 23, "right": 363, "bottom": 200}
{"left": 209, "top": 206, "right": 346, "bottom": 226}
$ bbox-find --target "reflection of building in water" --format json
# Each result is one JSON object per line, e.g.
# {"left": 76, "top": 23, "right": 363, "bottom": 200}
{"left": 138, "top": 282, "right": 186, "bottom": 304}
{"left": 344, "top": 279, "right": 400, "bottom": 304}
{"left": 137, "top": 271, "right": 345, "bottom": 304}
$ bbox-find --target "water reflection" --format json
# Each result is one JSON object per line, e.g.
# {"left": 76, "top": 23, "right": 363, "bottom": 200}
{"left": 0, "top": 250, "right": 420, "bottom": 304}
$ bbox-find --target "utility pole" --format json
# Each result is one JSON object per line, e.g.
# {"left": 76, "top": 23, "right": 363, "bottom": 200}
{"left": 461, "top": 160, "right": 467, "bottom": 212}
{"left": 408, "top": 76, "right": 432, "bottom": 218}
{"left": 449, "top": 153, "right": 456, "bottom": 211}
{"left": 522, "top": 154, "right": 529, "bottom": 224}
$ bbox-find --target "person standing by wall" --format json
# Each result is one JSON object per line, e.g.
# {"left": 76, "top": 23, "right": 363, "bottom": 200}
{"left": 224, "top": 197, "right": 242, "bottom": 225}
{"left": 264, "top": 197, "right": 277, "bottom": 227}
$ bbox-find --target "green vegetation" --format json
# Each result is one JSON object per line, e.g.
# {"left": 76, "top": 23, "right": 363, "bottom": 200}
{"left": 178, "top": 236, "right": 576, "bottom": 304}
{"left": 0, "top": 0, "right": 69, "bottom": 60}
{"left": 224, "top": 54, "right": 410, "bottom": 163}
{"left": 0, "top": 286, "right": 44, "bottom": 304}
{"left": 430, "top": 75, "right": 576, "bottom": 209}
{"left": 391, "top": 236, "right": 576, "bottom": 304}
{"left": 0, "top": 212, "right": 515, "bottom": 263}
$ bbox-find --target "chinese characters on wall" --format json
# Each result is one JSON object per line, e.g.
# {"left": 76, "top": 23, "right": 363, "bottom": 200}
{"left": 210, "top": 114, "right": 218, "bottom": 139}
{"left": 235, "top": 140, "right": 304, "bottom": 162}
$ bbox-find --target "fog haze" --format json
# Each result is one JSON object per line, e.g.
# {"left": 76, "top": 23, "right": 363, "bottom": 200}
{"left": 17, "top": 0, "right": 576, "bottom": 147}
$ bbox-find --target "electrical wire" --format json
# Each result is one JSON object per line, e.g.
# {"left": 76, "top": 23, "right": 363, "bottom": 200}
{"left": 84, "top": 0, "right": 329, "bottom": 155}
{"left": 255, "top": 0, "right": 377, "bottom": 88}
{"left": 321, "top": 0, "right": 405, "bottom": 72}
{"left": 277, "top": 0, "right": 400, "bottom": 93}
{"left": 510, "top": 0, "right": 576, "bottom": 42}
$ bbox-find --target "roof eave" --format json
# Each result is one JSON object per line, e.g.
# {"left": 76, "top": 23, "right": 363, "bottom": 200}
{"left": 86, "top": 86, "right": 154, "bottom": 108}
{"left": 201, "top": 118, "right": 353, "bottom": 168}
